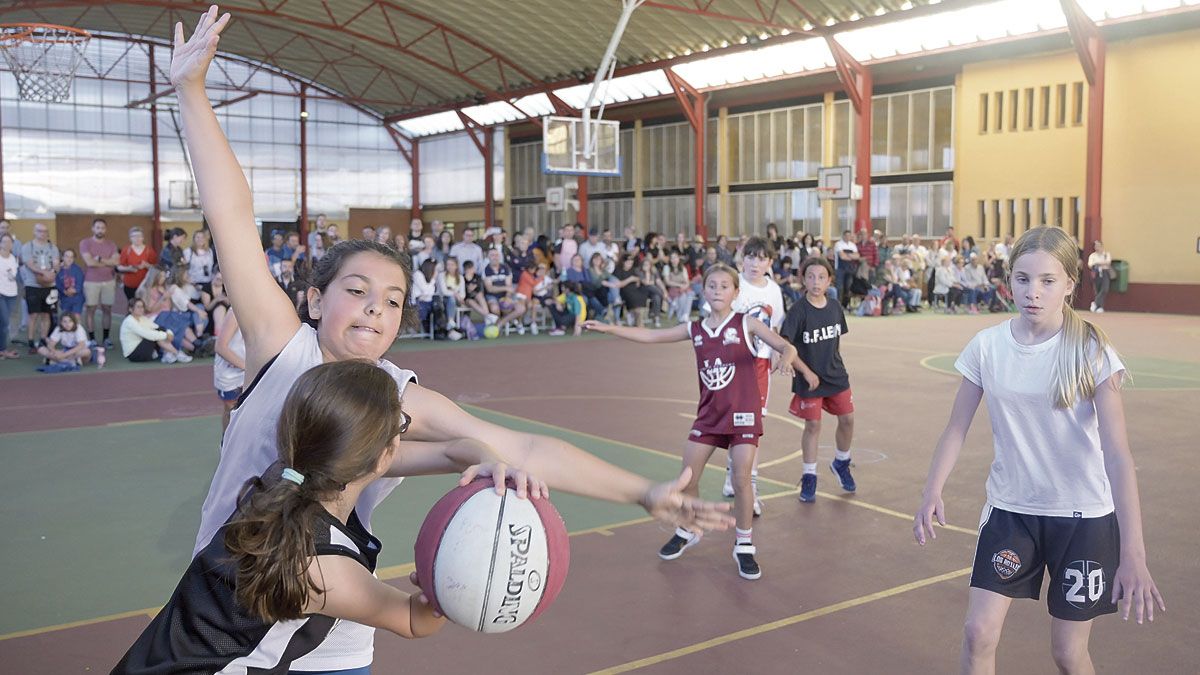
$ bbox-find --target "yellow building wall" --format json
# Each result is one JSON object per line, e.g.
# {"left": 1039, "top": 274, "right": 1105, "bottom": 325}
{"left": 1102, "top": 29, "right": 1200, "bottom": 285}
{"left": 953, "top": 51, "right": 1087, "bottom": 242}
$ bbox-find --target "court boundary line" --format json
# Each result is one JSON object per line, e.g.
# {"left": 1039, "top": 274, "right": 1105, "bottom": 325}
{"left": 589, "top": 566, "right": 973, "bottom": 674}
{"left": 919, "top": 352, "right": 1200, "bottom": 389}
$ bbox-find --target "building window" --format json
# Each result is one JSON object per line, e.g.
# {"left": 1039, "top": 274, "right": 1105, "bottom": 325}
{"left": 1021, "top": 198, "right": 1031, "bottom": 232}
{"left": 1071, "top": 81, "right": 1085, "bottom": 126}
{"left": 1023, "top": 87, "right": 1035, "bottom": 130}
{"left": 1005, "top": 199, "right": 1016, "bottom": 238}
{"left": 1039, "top": 86, "right": 1051, "bottom": 128}
{"left": 978, "top": 199, "right": 987, "bottom": 234}
{"left": 991, "top": 200, "right": 1001, "bottom": 239}
{"left": 1037, "top": 197, "right": 1047, "bottom": 226}
{"left": 1070, "top": 196, "right": 1081, "bottom": 238}
{"left": 1053, "top": 197, "right": 1064, "bottom": 227}
{"left": 979, "top": 92, "right": 989, "bottom": 133}
{"left": 1055, "top": 83, "right": 1068, "bottom": 128}
{"left": 1008, "top": 89, "right": 1019, "bottom": 131}
{"left": 993, "top": 90, "right": 1004, "bottom": 133}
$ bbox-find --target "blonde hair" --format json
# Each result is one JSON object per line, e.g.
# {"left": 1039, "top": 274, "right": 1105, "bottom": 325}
{"left": 1007, "top": 227, "right": 1120, "bottom": 408}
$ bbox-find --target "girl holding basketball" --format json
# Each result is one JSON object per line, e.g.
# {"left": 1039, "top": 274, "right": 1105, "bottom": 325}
{"left": 172, "top": 9, "right": 732, "bottom": 671}
{"left": 117, "top": 361, "right": 538, "bottom": 672}
{"left": 584, "top": 264, "right": 797, "bottom": 580}
{"left": 913, "top": 227, "right": 1164, "bottom": 674}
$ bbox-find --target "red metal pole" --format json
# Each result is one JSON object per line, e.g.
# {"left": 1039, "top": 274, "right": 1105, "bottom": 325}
{"left": 299, "top": 84, "right": 308, "bottom": 242}
{"left": 149, "top": 44, "right": 162, "bottom": 245}
{"left": 663, "top": 68, "right": 708, "bottom": 240}
{"left": 0, "top": 77, "right": 7, "bottom": 217}
{"left": 1061, "top": 0, "right": 1105, "bottom": 249}
{"left": 411, "top": 138, "right": 421, "bottom": 221}
{"left": 854, "top": 76, "right": 872, "bottom": 234}
{"left": 483, "top": 128, "right": 494, "bottom": 227}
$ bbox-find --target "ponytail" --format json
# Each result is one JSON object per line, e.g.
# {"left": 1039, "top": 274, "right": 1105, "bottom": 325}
{"left": 1052, "top": 304, "right": 1120, "bottom": 409}
{"left": 224, "top": 475, "right": 326, "bottom": 622}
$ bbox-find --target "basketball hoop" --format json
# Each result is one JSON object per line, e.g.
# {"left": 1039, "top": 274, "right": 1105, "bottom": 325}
{"left": 816, "top": 186, "right": 840, "bottom": 201}
{"left": 0, "top": 23, "right": 91, "bottom": 103}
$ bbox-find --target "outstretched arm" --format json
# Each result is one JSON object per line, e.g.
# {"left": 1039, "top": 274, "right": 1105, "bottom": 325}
{"left": 1095, "top": 376, "right": 1165, "bottom": 624}
{"left": 744, "top": 316, "right": 797, "bottom": 377}
{"left": 307, "top": 555, "right": 444, "bottom": 639}
{"left": 171, "top": 6, "right": 298, "bottom": 377}
{"left": 400, "top": 383, "right": 733, "bottom": 533}
{"left": 582, "top": 320, "right": 689, "bottom": 344}
{"left": 913, "top": 377, "right": 982, "bottom": 545}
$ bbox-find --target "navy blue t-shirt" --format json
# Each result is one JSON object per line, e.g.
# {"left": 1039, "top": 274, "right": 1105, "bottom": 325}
{"left": 781, "top": 295, "right": 850, "bottom": 397}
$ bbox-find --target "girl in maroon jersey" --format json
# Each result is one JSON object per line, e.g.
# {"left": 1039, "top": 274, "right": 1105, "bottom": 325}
{"left": 585, "top": 264, "right": 799, "bottom": 580}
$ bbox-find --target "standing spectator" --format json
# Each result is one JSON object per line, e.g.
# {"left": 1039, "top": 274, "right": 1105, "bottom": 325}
{"left": 184, "top": 230, "right": 216, "bottom": 296}
{"left": 56, "top": 249, "right": 86, "bottom": 317}
{"left": 38, "top": 311, "right": 102, "bottom": 370}
{"left": 307, "top": 213, "right": 327, "bottom": 262}
{"left": 408, "top": 218, "right": 425, "bottom": 253}
{"left": 857, "top": 229, "right": 879, "bottom": 278}
{"left": 554, "top": 223, "right": 579, "bottom": 273}
{"left": 323, "top": 222, "right": 341, "bottom": 249}
{"left": 435, "top": 230, "right": 455, "bottom": 259}
{"left": 158, "top": 227, "right": 186, "bottom": 272}
{"left": 213, "top": 308, "right": 245, "bottom": 432}
{"left": 449, "top": 227, "right": 485, "bottom": 273}
{"left": 117, "top": 227, "right": 157, "bottom": 301}
{"left": 359, "top": 225, "right": 375, "bottom": 242}
{"left": 22, "top": 222, "right": 60, "bottom": 351}
{"left": 1088, "top": 240, "right": 1114, "bottom": 313}
{"left": 0, "top": 233, "right": 19, "bottom": 359}
{"left": 833, "top": 230, "right": 860, "bottom": 308}
{"left": 766, "top": 223, "right": 785, "bottom": 256}
{"left": 120, "top": 298, "right": 189, "bottom": 363}
{"left": 283, "top": 231, "right": 306, "bottom": 273}
{"left": 663, "top": 250, "right": 694, "bottom": 324}
{"left": 264, "top": 230, "right": 289, "bottom": 279}
{"left": 937, "top": 225, "right": 959, "bottom": 251}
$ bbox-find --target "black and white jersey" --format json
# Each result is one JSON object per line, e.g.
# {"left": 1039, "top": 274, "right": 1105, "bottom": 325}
{"left": 114, "top": 506, "right": 381, "bottom": 675}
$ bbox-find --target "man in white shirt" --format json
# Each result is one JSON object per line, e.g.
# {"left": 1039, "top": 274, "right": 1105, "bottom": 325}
{"left": 578, "top": 228, "right": 606, "bottom": 271}
{"left": 448, "top": 227, "right": 484, "bottom": 272}
{"left": 833, "top": 230, "right": 860, "bottom": 308}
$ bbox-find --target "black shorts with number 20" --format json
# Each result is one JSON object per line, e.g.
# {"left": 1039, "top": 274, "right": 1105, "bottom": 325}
{"left": 970, "top": 505, "right": 1120, "bottom": 622}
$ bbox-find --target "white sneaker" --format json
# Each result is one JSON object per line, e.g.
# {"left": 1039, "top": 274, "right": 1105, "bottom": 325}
{"left": 1095, "top": 307, "right": 1104, "bottom": 313}
{"left": 485, "top": 313, "right": 499, "bottom": 325}
{"left": 1089, "top": 302, "right": 1096, "bottom": 312}
{"left": 722, "top": 466, "right": 735, "bottom": 498}
{"left": 753, "top": 498, "right": 763, "bottom": 517}
{"left": 176, "top": 352, "right": 193, "bottom": 363}
{"left": 161, "top": 352, "right": 177, "bottom": 364}
{"left": 517, "top": 324, "right": 526, "bottom": 335}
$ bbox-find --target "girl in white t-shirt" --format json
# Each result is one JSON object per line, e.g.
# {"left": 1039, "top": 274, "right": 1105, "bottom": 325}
{"left": 0, "top": 233, "right": 20, "bottom": 359}
{"left": 913, "top": 226, "right": 1163, "bottom": 674}
{"left": 38, "top": 312, "right": 103, "bottom": 367}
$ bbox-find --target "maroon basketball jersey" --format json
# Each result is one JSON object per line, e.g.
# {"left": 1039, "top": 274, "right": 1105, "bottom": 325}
{"left": 688, "top": 312, "right": 763, "bottom": 436}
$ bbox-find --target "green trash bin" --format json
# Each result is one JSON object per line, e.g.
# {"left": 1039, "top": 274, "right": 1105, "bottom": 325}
{"left": 1111, "top": 259, "right": 1129, "bottom": 293}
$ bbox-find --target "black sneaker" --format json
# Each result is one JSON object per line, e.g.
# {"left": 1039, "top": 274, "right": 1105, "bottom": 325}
{"left": 733, "top": 543, "right": 761, "bottom": 580}
{"left": 830, "top": 458, "right": 857, "bottom": 493}
{"left": 658, "top": 528, "right": 701, "bottom": 561}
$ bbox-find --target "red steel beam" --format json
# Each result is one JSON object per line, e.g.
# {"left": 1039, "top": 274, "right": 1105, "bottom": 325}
{"left": 823, "top": 36, "right": 872, "bottom": 233}
{"left": 483, "top": 128, "right": 494, "bottom": 228}
{"left": 0, "top": 92, "right": 6, "bottom": 217}
{"left": 211, "top": 91, "right": 259, "bottom": 110}
{"left": 411, "top": 138, "right": 421, "bottom": 221}
{"left": 149, "top": 43, "right": 162, "bottom": 244}
{"left": 664, "top": 67, "right": 708, "bottom": 240}
{"left": 1061, "top": 0, "right": 1105, "bottom": 258}
{"left": 299, "top": 84, "right": 308, "bottom": 242}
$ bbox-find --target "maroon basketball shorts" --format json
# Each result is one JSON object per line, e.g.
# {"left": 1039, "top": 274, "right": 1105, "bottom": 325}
{"left": 787, "top": 388, "right": 854, "bottom": 421}
{"left": 688, "top": 428, "right": 760, "bottom": 449}
{"left": 970, "top": 505, "right": 1120, "bottom": 621}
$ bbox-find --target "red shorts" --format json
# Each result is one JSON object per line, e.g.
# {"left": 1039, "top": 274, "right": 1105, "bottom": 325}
{"left": 754, "top": 357, "right": 770, "bottom": 413}
{"left": 788, "top": 388, "right": 854, "bottom": 421}
{"left": 688, "top": 429, "right": 760, "bottom": 449}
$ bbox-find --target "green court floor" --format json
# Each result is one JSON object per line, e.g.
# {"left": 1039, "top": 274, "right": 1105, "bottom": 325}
{"left": 0, "top": 406, "right": 785, "bottom": 636}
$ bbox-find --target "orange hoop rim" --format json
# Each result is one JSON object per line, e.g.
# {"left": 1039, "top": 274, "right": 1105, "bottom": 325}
{"left": 0, "top": 23, "right": 92, "bottom": 44}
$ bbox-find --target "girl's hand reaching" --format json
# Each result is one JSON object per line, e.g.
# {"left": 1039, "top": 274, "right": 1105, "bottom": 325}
{"left": 170, "top": 5, "right": 231, "bottom": 91}
{"left": 581, "top": 320, "right": 611, "bottom": 333}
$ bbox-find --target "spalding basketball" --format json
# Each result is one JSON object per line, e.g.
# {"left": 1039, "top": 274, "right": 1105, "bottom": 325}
{"left": 414, "top": 478, "right": 569, "bottom": 633}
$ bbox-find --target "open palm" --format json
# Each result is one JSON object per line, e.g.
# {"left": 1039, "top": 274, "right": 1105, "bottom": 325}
{"left": 169, "top": 5, "right": 230, "bottom": 89}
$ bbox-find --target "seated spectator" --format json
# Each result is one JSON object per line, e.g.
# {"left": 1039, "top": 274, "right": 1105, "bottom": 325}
{"left": 168, "top": 266, "right": 209, "bottom": 335}
{"left": 964, "top": 254, "right": 994, "bottom": 312}
{"left": 503, "top": 260, "right": 543, "bottom": 335}
{"left": 414, "top": 235, "right": 440, "bottom": 270}
{"left": 897, "top": 258, "right": 924, "bottom": 311}
{"left": 435, "top": 230, "right": 455, "bottom": 259}
{"left": 481, "top": 248, "right": 513, "bottom": 322}
{"left": 360, "top": 225, "right": 375, "bottom": 242}
{"left": 662, "top": 251, "right": 694, "bottom": 324}
{"left": 933, "top": 256, "right": 964, "bottom": 313}
{"left": 585, "top": 252, "right": 613, "bottom": 319}
{"left": 56, "top": 249, "right": 86, "bottom": 317}
{"left": 637, "top": 256, "right": 666, "bottom": 326}
{"left": 553, "top": 281, "right": 586, "bottom": 336}
{"left": 38, "top": 311, "right": 103, "bottom": 370}
{"left": 277, "top": 259, "right": 307, "bottom": 308}
{"left": 611, "top": 255, "right": 650, "bottom": 327}
{"left": 143, "top": 270, "right": 200, "bottom": 355}
{"left": 374, "top": 225, "right": 392, "bottom": 248}
{"left": 412, "top": 258, "right": 440, "bottom": 331}
{"left": 264, "top": 230, "right": 290, "bottom": 279}
{"left": 120, "top": 298, "right": 190, "bottom": 363}
{"left": 460, "top": 260, "right": 490, "bottom": 321}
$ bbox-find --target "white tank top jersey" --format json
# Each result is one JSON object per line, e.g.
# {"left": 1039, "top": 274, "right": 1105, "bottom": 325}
{"left": 731, "top": 274, "right": 785, "bottom": 359}
{"left": 194, "top": 324, "right": 417, "bottom": 671}
{"left": 955, "top": 319, "right": 1124, "bottom": 519}
{"left": 212, "top": 327, "right": 246, "bottom": 392}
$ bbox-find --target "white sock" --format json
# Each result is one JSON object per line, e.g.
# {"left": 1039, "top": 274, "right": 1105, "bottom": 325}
{"left": 835, "top": 449, "right": 851, "bottom": 461}
{"left": 735, "top": 527, "right": 752, "bottom": 545}
{"left": 803, "top": 462, "right": 818, "bottom": 475}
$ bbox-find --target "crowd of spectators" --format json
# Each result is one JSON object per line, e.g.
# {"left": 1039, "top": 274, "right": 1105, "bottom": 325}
{"left": 0, "top": 213, "right": 1118, "bottom": 365}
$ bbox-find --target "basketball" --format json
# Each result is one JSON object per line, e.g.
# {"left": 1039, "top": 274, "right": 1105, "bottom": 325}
{"left": 483, "top": 325, "right": 500, "bottom": 339}
{"left": 414, "top": 478, "right": 570, "bottom": 634}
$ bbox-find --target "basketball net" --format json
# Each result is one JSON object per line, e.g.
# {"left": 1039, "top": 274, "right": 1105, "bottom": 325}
{"left": 0, "top": 23, "right": 91, "bottom": 103}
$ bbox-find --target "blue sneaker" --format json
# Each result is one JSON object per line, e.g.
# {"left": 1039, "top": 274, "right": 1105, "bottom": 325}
{"left": 798, "top": 473, "right": 817, "bottom": 502}
{"left": 831, "top": 458, "right": 857, "bottom": 493}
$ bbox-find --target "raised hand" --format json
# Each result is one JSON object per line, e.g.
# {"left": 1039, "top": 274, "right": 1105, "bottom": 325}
{"left": 639, "top": 467, "right": 734, "bottom": 532}
{"left": 170, "top": 5, "right": 231, "bottom": 90}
